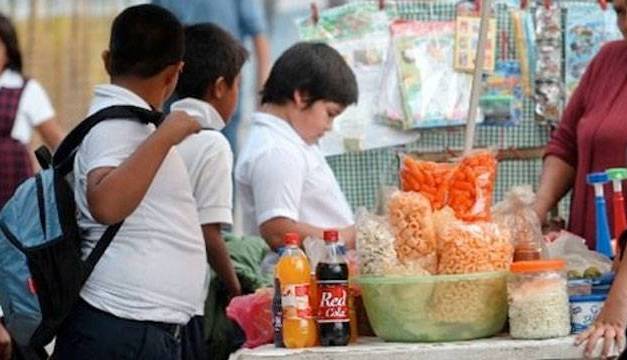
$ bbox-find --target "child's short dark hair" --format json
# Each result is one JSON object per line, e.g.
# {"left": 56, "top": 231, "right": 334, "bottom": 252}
{"left": 261, "top": 42, "right": 358, "bottom": 107}
{"left": 176, "top": 23, "right": 249, "bottom": 100}
{"left": 0, "top": 13, "right": 22, "bottom": 73}
{"left": 108, "top": 4, "right": 184, "bottom": 78}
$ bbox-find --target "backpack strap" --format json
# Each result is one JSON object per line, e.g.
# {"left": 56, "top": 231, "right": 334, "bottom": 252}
{"left": 53, "top": 105, "right": 164, "bottom": 176}
{"left": 51, "top": 105, "right": 164, "bottom": 274}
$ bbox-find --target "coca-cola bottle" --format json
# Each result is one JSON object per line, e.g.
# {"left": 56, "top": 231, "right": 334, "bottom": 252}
{"left": 316, "top": 230, "right": 350, "bottom": 346}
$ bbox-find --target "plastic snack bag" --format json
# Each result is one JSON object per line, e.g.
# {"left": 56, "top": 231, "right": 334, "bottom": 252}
{"left": 493, "top": 186, "right": 544, "bottom": 261}
{"left": 447, "top": 150, "right": 498, "bottom": 222}
{"left": 399, "top": 155, "right": 453, "bottom": 210}
{"left": 387, "top": 191, "right": 437, "bottom": 274}
{"left": 434, "top": 207, "right": 513, "bottom": 275}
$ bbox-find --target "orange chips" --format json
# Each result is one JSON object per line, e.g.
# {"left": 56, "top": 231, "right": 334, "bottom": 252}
{"left": 400, "top": 157, "right": 453, "bottom": 210}
{"left": 447, "top": 151, "right": 497, "bottom": 222}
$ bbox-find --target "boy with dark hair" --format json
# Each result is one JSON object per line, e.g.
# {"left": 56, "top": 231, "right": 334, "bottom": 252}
{"left": 170, "top": 23, "right": 248, "bottom": 359}
{"left": 52, "top": 5, "right": 206, "bottom": 359}
{"left": 235, "top": 42, "right": 358, "bottom": 251}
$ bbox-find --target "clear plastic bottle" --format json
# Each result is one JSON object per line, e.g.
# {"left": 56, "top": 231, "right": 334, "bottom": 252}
{"left": 276, "top": 233, "right": 317, "bottom": 348}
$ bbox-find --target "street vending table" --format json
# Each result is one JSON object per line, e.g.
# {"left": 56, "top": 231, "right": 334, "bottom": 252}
{"left": 231, "top": 335, "right": 589, "bottom": 360}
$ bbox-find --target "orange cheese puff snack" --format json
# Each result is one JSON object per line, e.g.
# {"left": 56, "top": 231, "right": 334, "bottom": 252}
{"left": 387, "top": 191, "right": 437, "bottom": 274}
{"left": 399, "top": 156, "right": 453, "bottom": 210}
{"left": 448, "top": 150, "right": 497, "bottom": 221}
{"left": 436, "top": 220, "right": 513, "bottom": 275}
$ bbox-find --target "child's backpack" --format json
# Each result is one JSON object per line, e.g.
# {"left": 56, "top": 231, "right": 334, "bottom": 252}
{"left": 0, "top": 105, "right": 163, "bottom": 347}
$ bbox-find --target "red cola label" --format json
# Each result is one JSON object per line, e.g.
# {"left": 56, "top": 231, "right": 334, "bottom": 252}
{"left": 317, "top": 280, "right": 349, "bottom": 323}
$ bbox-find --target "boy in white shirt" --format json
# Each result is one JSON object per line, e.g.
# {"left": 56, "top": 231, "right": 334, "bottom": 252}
{"left": 235, "top": 42, "right": 358, "bottom": 250}
{"left": 170, "top": 23, "right": 248, "bottom": 359}
{"left": 53, "top": 5, "right": 205, "bottom": 359}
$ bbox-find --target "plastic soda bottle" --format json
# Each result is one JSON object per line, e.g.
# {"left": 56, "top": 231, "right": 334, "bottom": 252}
{"left": 316, "top": 230, "right": 350, "bottom": 346}
{"left": 276, "top": 233, "right": 317, "bottom": 348}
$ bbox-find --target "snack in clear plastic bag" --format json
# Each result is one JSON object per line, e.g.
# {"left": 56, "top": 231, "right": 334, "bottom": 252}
{"left": 387, "top": 191, "right": 437, "bottom": 273}
{"left": 447, "top": 150, "right": 497, "bottom": 222}
{"left": 435, "top": 207, "right": 513, "bottom": 275}
{"left": 493, "top": 186, "right": 544, "bottom": 261}
{"left": 399, "top": 155, "right": 453, "bottom": 210}
{"left": 356, "top": 208, "right": 401, "bottom": 276}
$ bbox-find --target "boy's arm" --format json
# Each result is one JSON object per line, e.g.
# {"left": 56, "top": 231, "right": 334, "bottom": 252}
{"left": 260, "top": 218, "right": 355, "bottom": 251}
{"left": 87, "top": 111, "right": 200, "bottom": 224}
{"left": 202, "top": 224, "right": 241, "bottom": 298}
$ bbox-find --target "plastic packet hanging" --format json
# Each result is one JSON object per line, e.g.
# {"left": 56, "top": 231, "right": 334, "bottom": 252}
{"left": 454, "top": 15, "right": 498, "bottom": 74}
{"left": 493, "top": 186, "right": 544, "bottom": 261}
{"left": 387, "top": 191, "right": 437, "bottom": 274}
{"left": 388, "top": 20, "right": 475, "bottom": 129}
{"left": 565, "top": 3, "right": 608, "bottom": 100}
{"left": 534, "top": 4, "right": 563, "bottom": 125}
{"left": 447, "top": 150, "right": 498, "bottom": 222}
{"left": 399, "top": 154, "right": 453, "bottom": 210}
{"left": 434, "top": 207, "right": 513, "bottom": 275}
{"left": 479, "top": 60, "right": 524, "bottom": 126}
{"left": 511, "top": 9, "right": 536, "bottom": 97}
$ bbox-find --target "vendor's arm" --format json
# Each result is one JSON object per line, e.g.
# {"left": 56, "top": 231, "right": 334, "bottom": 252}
{"left": 576, "top": 254, "right": 627, "bottom": 358}
{"left": 260, "top": 218, "right": 355, "bottom": 251}
{"left": 534, "top": 156, "right": 575, "bottom": 224}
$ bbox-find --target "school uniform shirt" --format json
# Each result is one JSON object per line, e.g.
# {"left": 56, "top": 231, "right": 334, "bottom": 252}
{"left": 174, "top": 98, "right": 233, "bottom": 315}
{"left": 74, "top": 84, "right": 207, "bottom": 325}
{"left": 0, "top": 69, "right": 55, "bottom": 144}
{"left": 235, "top": 112, "right": 354, "bottom": 237}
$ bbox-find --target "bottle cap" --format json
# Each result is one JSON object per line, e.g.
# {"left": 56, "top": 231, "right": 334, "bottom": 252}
{"left": 323, "top": 230, "right": 339, "bottom": 242}
{"left": 511, "top": 259, "right": 565, "bottom": 273}
{"left": 284, "top": 233, "right": 300, "bottom": 246}
{"left": 607, "top": 168, "right": 627, "bottom": 181}
{"left": 586, "top": 172, "right": 609, "bottom": 185}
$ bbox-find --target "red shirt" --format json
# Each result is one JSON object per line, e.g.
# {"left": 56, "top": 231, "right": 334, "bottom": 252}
{"left": 546, "top": 40, "right": 627, "bottom": 249}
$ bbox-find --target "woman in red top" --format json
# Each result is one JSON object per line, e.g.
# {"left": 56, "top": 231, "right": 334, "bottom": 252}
{"left": 534, "top": 38, "right": 627, "bottom": 250}
{"left": 545, "top": 0, "right": 627, "bottom": 356}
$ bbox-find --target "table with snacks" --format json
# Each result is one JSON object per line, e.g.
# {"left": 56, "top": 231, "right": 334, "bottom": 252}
{"left": 231, "top": 335, "right": 590, "bottom": 360}
{"left": 234, "top": 152, "right": 624, "bottom": 359}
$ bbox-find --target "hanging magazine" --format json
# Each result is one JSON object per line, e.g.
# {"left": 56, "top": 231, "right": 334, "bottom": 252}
{"left": 298, "top": 3, "right": 419, "bottom": 156}
{"left": 388, "top": 20, "right": 475, "bottom": 130}
{"left": 565, "top": 4, "right": 622, "bottom": 100}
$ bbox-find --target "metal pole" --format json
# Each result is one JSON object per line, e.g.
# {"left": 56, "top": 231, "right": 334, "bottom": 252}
{"left": 464, "top": 0, "right": 492, "bottom": 154}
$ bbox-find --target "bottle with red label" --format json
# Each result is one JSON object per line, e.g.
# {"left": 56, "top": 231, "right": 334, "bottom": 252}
{"left": 316, "top": 230, "right": 351, "bottom": 346}
{"left": 275, "top": 233, "right": 317, "bottom": 348}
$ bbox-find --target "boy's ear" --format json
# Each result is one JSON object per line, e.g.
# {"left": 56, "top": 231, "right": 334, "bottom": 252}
{"left": 293, "top": 89, "right": 309, "bottom": 110}
{"left": 213, "top": 76, "right": 228, "bottom": 99}
{"left": 102, "top": 50, "right": 112, "bottom": 75}
{"left": 163, "top": 61, "right": 184, "bottom": 87}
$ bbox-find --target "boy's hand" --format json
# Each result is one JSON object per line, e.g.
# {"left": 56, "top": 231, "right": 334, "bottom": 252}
{"left": 0, "top": 323, "right": 11, "bottom": 360}
{"left": 159, "top": 111, "right": 201, "bottom": 145}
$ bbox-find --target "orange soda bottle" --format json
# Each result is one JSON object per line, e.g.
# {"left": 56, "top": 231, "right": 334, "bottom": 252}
{"left": 276, "top": 233, "right": 317, "bottom": 348}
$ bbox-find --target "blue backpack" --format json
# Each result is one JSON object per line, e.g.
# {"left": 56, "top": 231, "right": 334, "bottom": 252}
{"left": 0, "top": 105, "right": 163, "bottom": 347}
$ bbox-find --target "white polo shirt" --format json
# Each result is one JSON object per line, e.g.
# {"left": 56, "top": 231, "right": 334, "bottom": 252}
{"left": 74, "top": 84, "right": 207, "bottom": 324}
{"left": 175, "top": 98, "right": 233, "bottom": 226}
{"left": 174, "top": 98, "right": 233, "bottom": 315}
{"left": 235, "top": 112, "right": 354, "bottom": 237}
{"left": 0, "top": 69, "right": 55, "bottom": 144}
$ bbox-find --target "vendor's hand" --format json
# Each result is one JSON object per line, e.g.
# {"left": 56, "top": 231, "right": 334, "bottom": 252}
{"left": 543, "top": 230, "right": 561, "bottom": 243}
{"left": 575, "top": 318, "right": 626, "bottom": 358}
{"left": 0, "top": 323, "right": 11, "bottom": 360}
